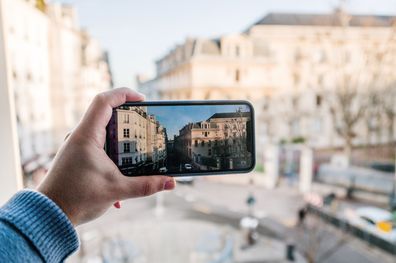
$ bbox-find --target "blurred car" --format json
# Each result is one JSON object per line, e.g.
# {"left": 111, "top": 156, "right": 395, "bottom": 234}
{"left": 159, "top": 167, "right": 167, "bottom": 173}
{"left": 345, "top": 206, "right": 396, "bottom": 243}
{"left": 184, "top": 163, "right": 192, "bottom": 170}
{"left": 175, "top": 176, "right": 194, "bottom": 185}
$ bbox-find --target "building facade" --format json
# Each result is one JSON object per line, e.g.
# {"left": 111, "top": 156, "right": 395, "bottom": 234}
{"left": 174, "top": 112, "right": 252, "bottom": 170}
{"left": 1, "top": 0, "right": 112, "bottom": 178}
{"left": 107, "top": 106, "right": 167, "bottom": 175}
{"left": 138, "top": 10, "right": 396, "bottom": 156}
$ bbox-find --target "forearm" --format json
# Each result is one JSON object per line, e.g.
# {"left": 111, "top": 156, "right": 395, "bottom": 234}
{"left": 0, "top": 190, "right": 80, "bottom": 262}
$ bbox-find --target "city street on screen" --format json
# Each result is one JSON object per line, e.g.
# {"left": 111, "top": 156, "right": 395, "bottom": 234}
{"left": 106, "top": 104, "right": 253, "bottom": 175}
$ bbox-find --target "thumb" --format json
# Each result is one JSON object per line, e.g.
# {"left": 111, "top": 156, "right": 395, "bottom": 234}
{"left": 117, "top": 176, "right": 176, "bottom": 199}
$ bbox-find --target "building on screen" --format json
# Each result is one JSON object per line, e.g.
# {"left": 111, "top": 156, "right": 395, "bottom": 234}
{"left": 174, "top": 111, "right": 251, "bottom": 170}
{"left": 107, "top": 106, "right": 167, "bottom": 174}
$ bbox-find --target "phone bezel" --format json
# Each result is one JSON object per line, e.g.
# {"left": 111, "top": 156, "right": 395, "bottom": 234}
{"left": 105, "top": 100, "right": 256, "bottom": 177}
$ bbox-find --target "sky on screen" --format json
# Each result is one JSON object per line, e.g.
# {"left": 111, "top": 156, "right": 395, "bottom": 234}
{"left": 147, "top": 104, "right": 249, "bottom": 138}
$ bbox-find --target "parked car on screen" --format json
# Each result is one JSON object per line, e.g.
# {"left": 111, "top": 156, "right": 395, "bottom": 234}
{"left": 175, "top": 176, "right": 194, "bottom": 185}
{"left": 159, "top": 167, "right": 167, "bottom": 173}
{"left": 345, "top": 206, "right": 396, "bottom": 243}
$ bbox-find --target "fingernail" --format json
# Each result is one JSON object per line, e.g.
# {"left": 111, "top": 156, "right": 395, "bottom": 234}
{"left": 163, "top": 179, "right": 175, "bottom": 190}
{"left": 138, "top": 92, "right": 146, "bottom": 100}
{"left": 113, "top": 201, "right": 121, "bottom": 209}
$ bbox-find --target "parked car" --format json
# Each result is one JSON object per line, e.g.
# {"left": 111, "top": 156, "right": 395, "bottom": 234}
{"left": 159, "top": 167, "right": 167, "bottom": 173}
{"left": 345, "top": 206, "right": 396, "bottom": 243}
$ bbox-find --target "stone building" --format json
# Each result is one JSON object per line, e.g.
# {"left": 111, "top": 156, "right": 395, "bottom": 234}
{"left": 0, "top": 0, "right": 112, "bottom": 177}
{"left": 146, "top": 115, "right": 167, "bottom": 169}
{"left": 138, "top": 10, "right": 396, "bottom": 156}
{"left": 107, "top": 106, "right": 166, "bottom": 175}
{"left": 174, "top": 112, "right": 252, "bottom": 170}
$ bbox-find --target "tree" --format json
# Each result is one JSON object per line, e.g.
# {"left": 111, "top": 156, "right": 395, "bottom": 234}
{"left": 323, "top": 11, "right": 396, "bottom": 161}
{"left": 212, "top": 108, "right": 251, "bottom": 169}
{"left": 382, "top": 83, "right": 396, "bottom": 143}
{"left": 328, "top": 77, "right": 365, "bottom": 158}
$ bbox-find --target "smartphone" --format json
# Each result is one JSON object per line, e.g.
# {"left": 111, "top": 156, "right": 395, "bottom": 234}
{"left": 105, "top": 101, "right": 255, "bottom": 176}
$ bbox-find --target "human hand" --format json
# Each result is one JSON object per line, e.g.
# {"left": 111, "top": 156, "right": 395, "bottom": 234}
{"left": 38, "top": 88, "right": 176, "bottom": 226}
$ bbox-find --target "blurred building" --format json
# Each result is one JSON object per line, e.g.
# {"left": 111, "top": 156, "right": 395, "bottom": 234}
{"left": 174, "top": 111, "right": 252, "bottom": 170}
{"left": 138, "top": 10, "right": 396, "bottom": 153}
{"left": 107, "top": 106, "right": 166, "bottom": 173}
{"left": 0, "top": 0, "right": 112, "bottom": 179}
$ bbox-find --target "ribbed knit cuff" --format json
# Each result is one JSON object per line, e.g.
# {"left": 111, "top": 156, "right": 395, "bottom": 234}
{"left": 0, "top": 190, "right": 79, "bottom": 262}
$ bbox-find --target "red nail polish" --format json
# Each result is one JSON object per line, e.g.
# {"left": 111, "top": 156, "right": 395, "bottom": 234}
{"left": 164, "top": 179, "right": 175, "bottom": 190}
{"left": 113, "top": 201, "right": 121, "bottom": 209}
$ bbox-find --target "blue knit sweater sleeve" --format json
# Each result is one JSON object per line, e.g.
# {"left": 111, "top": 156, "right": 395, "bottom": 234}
{"left": 0, "top": 190, "right": 80, "bottom": 262}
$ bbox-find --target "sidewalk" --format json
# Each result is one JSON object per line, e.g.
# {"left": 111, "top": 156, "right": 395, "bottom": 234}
{"left": 68, "top": 209, "right": 306, "bottom": 263}
{"left": 204, "top": 171, "right": 267, "bottom": 186}
{"left": 205, "top": 171, "right": 390, "bottom": 206}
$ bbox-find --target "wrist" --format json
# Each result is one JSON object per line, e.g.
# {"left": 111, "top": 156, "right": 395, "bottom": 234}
{"left": 0, "top": 190, "right": 80, "bottom": 261}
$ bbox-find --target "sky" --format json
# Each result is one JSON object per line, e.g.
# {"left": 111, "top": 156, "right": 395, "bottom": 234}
{"left": 147, "top": 104, "right": 249, "bottom": 138}
{"left": 55, "top": 0, "right": 396, "bottom": 88}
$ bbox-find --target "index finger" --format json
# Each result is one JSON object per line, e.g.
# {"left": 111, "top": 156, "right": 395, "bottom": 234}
{"left": 76, "top": 88, "right": 144, "bottom": 146}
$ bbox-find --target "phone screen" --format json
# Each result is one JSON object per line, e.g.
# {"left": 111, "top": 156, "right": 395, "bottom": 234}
{"left": 106, "top": 101, "right": 255, "bottom": 176}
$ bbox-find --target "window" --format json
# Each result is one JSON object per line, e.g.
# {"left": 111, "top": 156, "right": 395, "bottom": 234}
{"left": 313, "top": 118, "right": 322, "bottom": 133}
{"left": 195, "top": 140, "right": 198, "bottom": 147}
{"left": 208, "top": 140, "right": 212, "bottom": 146}
{"left": 316, "top": 95, "right": 322, "bottom": 107}
{"left": 235, "top": 46, "right": 240, "bottom": 57}
{"left": 318, "top": 75, "right": 324, "bottom": 86}
{"left": 122, "top": 157, "right": 132, "bottom": 165}
{"left": 124, "top": 143, "right": 130, "bottom": 153}
{"left": 123, "top": 114, "right": 129, "bottom": 123}
{"left": 26, "top": 72, "right": 32, "bottom": 81}
{"left": 123, "top": 128, "right": 130, "bottom": 138}
{"left": 201, "top": 141, "right": 205, "bottom": 147}
{"left": 208, "top": 149, "right": 212, "bottom": 156}
{"left": 204, "top": 132, "right": 209, "bottom": 137}
{"left": 235, "top": 69, "right": 240, "bottom": 82}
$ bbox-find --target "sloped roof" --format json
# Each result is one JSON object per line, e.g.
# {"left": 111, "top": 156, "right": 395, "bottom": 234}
{"left": 250, "top": 12, "right": 395, "bottom": 28}
{"left": 208, "top": 112, "right": 251, "bottom": 120}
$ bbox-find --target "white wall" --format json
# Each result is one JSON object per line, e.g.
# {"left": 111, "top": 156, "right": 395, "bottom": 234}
{"left": 0, "top": 0, "right": 23, "bottom": 203}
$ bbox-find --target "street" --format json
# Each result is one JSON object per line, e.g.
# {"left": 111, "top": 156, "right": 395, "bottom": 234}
{"left": 68, "top": 178, "right": 395, "bottom": 263}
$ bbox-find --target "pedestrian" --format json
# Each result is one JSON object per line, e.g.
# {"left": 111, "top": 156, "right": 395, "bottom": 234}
{"left": 0, "top": 88, "right": 177, "bottom": 262}
{"left": 297, "top": 206, "right": 307, "bottom": 226}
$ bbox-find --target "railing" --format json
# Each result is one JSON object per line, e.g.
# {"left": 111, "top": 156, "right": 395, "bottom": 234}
{"left": 306, "top": 204, "right": 396, "bottom": 255}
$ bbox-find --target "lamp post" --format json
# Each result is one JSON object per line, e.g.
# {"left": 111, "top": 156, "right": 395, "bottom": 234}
{"left": 0, "top": 0, "right": 23, "bottom": 203}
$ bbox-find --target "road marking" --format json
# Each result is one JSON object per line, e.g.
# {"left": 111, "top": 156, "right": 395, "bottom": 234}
{"left": 193, "top": 204, "right": 212, "bottom": 214}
